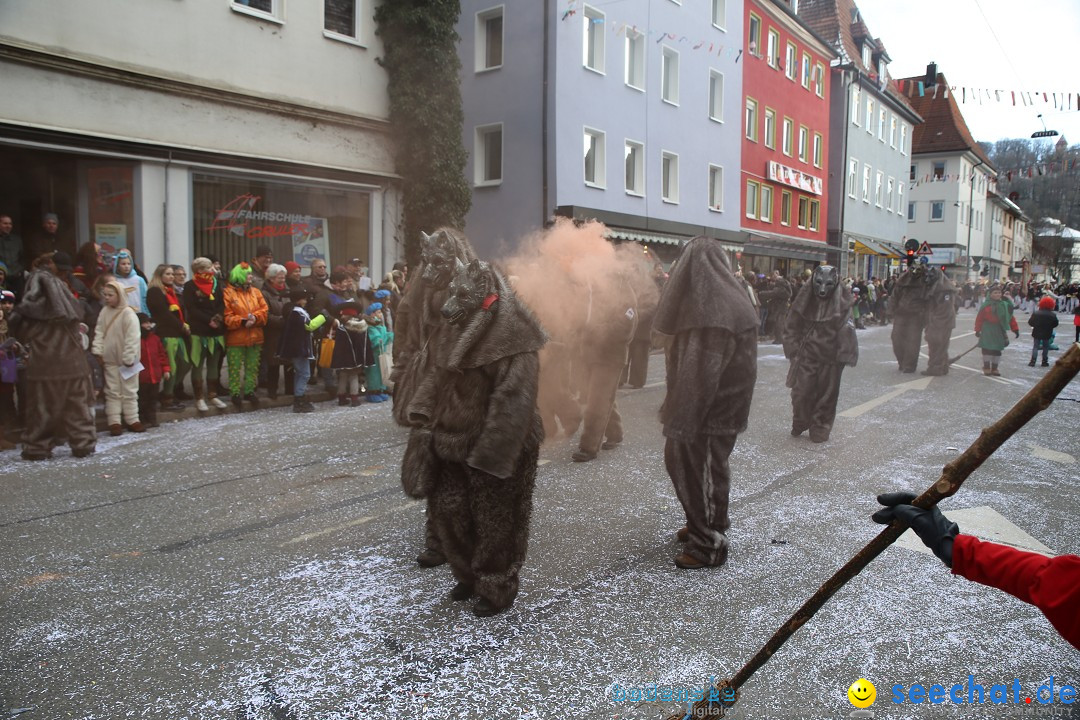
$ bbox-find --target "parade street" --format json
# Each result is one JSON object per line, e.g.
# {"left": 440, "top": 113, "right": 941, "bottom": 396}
{"left": 1, "top": 309, "right": 1077, "bottom": 720}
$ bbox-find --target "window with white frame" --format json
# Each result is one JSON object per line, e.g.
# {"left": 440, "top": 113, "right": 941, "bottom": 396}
{"left": 900, "top": 123, "right": 908, "bottom": 155}
{"left": 746, "top": 180, "right": 759, "bottom": 218}
{"left": 584, "top": 128, "right": 606, "bottom": 187}
{"left": 767, "top": 29, "right": 780, "bottom": 69}
{"left": 745, "top": 98, "right": 758, "bottom": 141}
{"left": 814, "top": 62, "right": 825, "bottom": 97}
{"left": 764, "top": 108, "right": 776, "bottom": 149}
{"left": 662, "top": 47, "right": 680, "bottom": 104}
{"left": 798, "top": 126, "right": 808, "bottom": 163}
{"left": 801, "top": 52, "right": 811, "bottom": 88}
{"left": 625, "top": 141, "right": 644, "bottom": 196}
{"left": 782, "top": 117, "right": 793, "bottom": 156}
{"left": 781, "top": 190, "right": 792, "bottom": 225}
{"left": 748, "top": 14, "right": 761, "bottom": 57}
{"left": 848, "top": 158, "right": 858, "bottom": 198}
{"left": 786, "top": 42, "right": 797, "bottom": 81}
{"left": 890, "top": 116, "right": 897, "bottom": 147}
{"left": 861, "top": 43, "right": 871, "bottom": 68}
{"left": 878, "top": 107, "right": 886, "bottom": 141}
{"left": 233, "top": 0, "right": 281, "bottom": 21}
{"left": 862, "top": 163, "right": 871, "bottom": 202}
{"left": 812, "top": 132, "right": 822, "bottom": 168}
{"left": 932, "top": 161, "right": 945, "bottom": 180}
{"left": 760, "top": 184, "right": 773, "bottom": 222}
{"left": 662, "top": 151, "right": 679, "bottom": 203}
{"left": 852, "top": 86, "right": 861, "bottom": 125}
{"left": 625, "top": 28, "right": 645, "bottom": 89}
{"left": 897, "top": 182, "right": 904, "bottom": 215}
{"left": 325, "top": 0, "right": 360, "bottom": 39}
{"left": 907, "top": 201, "right": 915, "bottom": 221}
{"left": 474, "top": 6, "right": 504, "bottom": 71}
{"left": 866, "top": 98, "right": 874, "bottom": 133}
{"left": 709, "top": 70, "right": 724, "bottom": 121}
{"left": 886, "top": 177, "right": 894, "bottom": 212}
{"left": 709, "top": 165, "right": 724, "bottom": 211}
{"left": 474, "top": 124, "right": 503, "bottom": 185}
{"left": 909, "top": 163, "right": 916, "bottom": 181}
{"left": 875, "top": 171, "right": 883, "bottom": 206}
{"left": 712, "top": 0, "right": 726, "bottom": 29}
{"left": 930, "top": 200, "right": 945, "bottom": 221}
{"left": 583, "top": 6, "right": 605, "bottom": 73}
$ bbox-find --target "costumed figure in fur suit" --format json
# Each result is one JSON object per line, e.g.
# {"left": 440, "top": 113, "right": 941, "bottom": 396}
{"left": 393, "top": 228, "right": 478, "bottom": 569}
{"left": 653, "top": 237, "right": 757, "bottom": 569}
{"left": 921, "top": 264, "right": 958, "bottom": 376}
{"left": 405, "top": 259, "right": 546, "bottom": 616}
{"left": 9, "top": 254, "right": 96, "bottom": 460}
{"left": 783, "top": 265, "right": 858, "bottom": 444}
{"left": 890, "top": 262, "right": 934, "bottom": 373}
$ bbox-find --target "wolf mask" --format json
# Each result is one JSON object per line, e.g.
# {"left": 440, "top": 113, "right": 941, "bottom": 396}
{"left": 812, "top": 265, "right": 839, "bottom": 299}
{"left": 441, "top": 259, "right": 496, "bottom": 325}
{"left": 420, "top": 230, "right": 468, "bottom": 289}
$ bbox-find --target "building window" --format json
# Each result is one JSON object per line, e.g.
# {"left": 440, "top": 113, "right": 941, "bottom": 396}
{"left": 474, "top": 6, "right": 504, "bottom": 71}
{"left": 809, "top": 199, "right": 820, "bottom": 231}
{"left": 900, "top": 124, "right": 908, "bottom": 155}
{"left": 866, "top": 98, "right": 874, "bottom": 133}
{"left": 709, "top": 165, "right": 724, "bottom": 211}
{"left": 474, "top": 124, "right": 503, "bottom": 186}
{"left": 662, "top": 47, "right": 680, "bottom": 104}
{"left": 851, "top": 86, "right": 861, "bottom": 125}
{"left": 325, "top": 0, "right": 360, "bottom": 39}
{"left": 764, "top": 108, "right": 776, "bottom": 149}
{"left": 662, "top": 152, "right": 679, "bottom": 203}
{"left": 798, "top": 196, "right": 809, "bottom": 228}
{"left": 814, "top": 62, "right": 825, "bottom": 97}
{"left": 910, "top": 163, "right": 916, "bottom": 181}
{"left": 760, "top": 184, "right": 773, "bottom": 222}
{"left": 748, "top": 13, "right": 761, "bottom": 57}
{"left": 712, "top": 0, "right": 726, "bottom": 29}
{"left": 930, "top": 200, "right": 945, "bottom": 221}
{"left": 798, "top": 126, "right": 808, "bottom": 163}
{"left": 861, "top": 43, "right": 872, "bottom": 68}
{"left": 878, "top": 107, "right": 887, "bottom": 141}
{"left": 780, "top": 190, "right": 792, "bottom": 225}
{"left": 847, "top": 158, "right": 858, "bottom": 198}
{"left": 812, "top": 132, "right": 822, "bottom": 168}
{"left": 709, "top": 70, "right": 724, "bottom": 121}
{"left": 624, "top": 28, "right": 645, "bottom": 89}
{"left": 875, "top": 171, "right": 883, "bottom": 206}
{"left": 745, "top": 98, "right": 758, "bottom": 141}
{"left": 767, "top": 29, "right": 780, "bottom": 69}
{"left": 584, "top": 128, "right": 606, "bottom": 187}
{"left": 890, "top": 116, "right": 897, "bottom": 148}
{"left": 907, "top": 201, "right": 915, "bottom": 221}
{"left": 785, "top": 42, "right": 797, "bottom": 81}
{"left": 746, "top": 179, "right": 759, "bottom": 218}
{"left": 933, "top": 161, "right": 945, "bottom": 180}
{"left": 886, "top": 177, "right": 894, "bottom": 212}
{"left": 625, "top": 141, "right": 644, "bottom": 196}
{"left": 782, "top": 117, "right": 793, "bottom": 156}
{"left": 583, "top": 5, "right": 605, "bottom": 73}
{"left": 801, "top": 52, "right": 811, "bottom": 89}
{"left": 862, "top": 163, "right": 871, "bottom": 202}
{"left": 232, "top": 0, "right": 281, "bottom": 21}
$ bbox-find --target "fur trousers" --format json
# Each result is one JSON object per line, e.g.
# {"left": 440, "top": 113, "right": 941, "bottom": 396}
{"left": 103, "top": 363, "right": 140, "bottom": 426}
{"left": 429, "top": 452, "right": 537, "bottom": 609}
{"left": 924, "top": 323, "right": 953, "bottom": 375}
{"left": 22, "top": 375, "right": 97, "bottom": 457}
{"left": 579, "top": 362, "right": 623, "bottom": 454}
{"left": 790, "top": 361, "right": 844, "bottom": 441}
{"left": 891, "top": 313, "right": 925, "bottom": 373}
{"left": 664, "top": 433, "right": 736, "bottom": 566}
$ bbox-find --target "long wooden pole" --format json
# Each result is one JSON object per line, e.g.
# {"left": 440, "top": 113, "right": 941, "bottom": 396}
{"left": 667, "top": 343, "right": 1080, "bottom": 720}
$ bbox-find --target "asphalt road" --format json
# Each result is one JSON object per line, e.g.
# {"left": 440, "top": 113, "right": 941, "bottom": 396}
{"left": 1, "top": 308, "right": 1077, "bottom": 720}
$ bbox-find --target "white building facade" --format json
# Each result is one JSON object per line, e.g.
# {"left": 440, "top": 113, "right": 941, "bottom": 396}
{"left": 0, "top": 0, "right": 399, "bottom": 278}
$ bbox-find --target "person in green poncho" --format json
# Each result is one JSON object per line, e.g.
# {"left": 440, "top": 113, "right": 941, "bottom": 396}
{"left": 974, "top": 285, "right": 1019, "bottom": 377}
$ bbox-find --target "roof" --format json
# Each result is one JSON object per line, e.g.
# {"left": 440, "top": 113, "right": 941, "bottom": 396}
{"left": 898, "top": 71, "right": 996, "bottom": 169}
{"left": 797, "top": 0, "right": 917, "bottom": 117}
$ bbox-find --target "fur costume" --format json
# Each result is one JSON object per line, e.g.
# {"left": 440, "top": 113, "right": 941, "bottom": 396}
{"left": 653, "top": 237, "right": 757, "bottom": 566}
{"left": 890, "top": 265, "right": 933, "bottom": 373}
{"left": 757, "top": 275, "right": 793, "bottom": 343}
{"left": 783, "top": 266, "right": 858, "bottom": 443}
{"left": 9, "top": 268, "right": 96, "bottom": 458}
{"left": 409, "top": 260, "right": 546, "bottom": 610}
{"left": 922, "top": 269, "right": 958, "bottom": 376}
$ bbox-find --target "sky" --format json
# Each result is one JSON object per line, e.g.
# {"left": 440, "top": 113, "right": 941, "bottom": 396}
{"left": 855, "top": 0, "right": 1080, "bottom": 147}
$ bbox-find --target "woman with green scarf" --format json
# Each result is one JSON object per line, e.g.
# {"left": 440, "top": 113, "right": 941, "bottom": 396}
{"left": 974, "top": 285, "right": 1019, "bottom": 376}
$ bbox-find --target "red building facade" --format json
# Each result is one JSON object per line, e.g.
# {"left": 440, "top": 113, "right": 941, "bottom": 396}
{"left": 741, "top": 0, "right": 836, "bottom": 271}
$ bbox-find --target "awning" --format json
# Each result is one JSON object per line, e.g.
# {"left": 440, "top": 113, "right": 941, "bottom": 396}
{"left": 606, "top": 227, "right": 686, "bottom": 247}
{"left": 852, "top": 238, "right": 898, "bottom": 257}
{"left": 742, "top": 231, "right": 829, "bottom": 262}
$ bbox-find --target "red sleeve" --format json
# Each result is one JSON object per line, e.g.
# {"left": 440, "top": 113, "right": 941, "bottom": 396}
{"left": 952, "top": 535, "right": 1080, "bottom": 650}
{"left": 1009, "top": 314, "right": 1019, "bottom": 333}
{"left": 974, "top": 306, "right": 987, "bottom": 333}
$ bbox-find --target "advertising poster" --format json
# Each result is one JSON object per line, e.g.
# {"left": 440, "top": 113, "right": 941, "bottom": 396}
{"left": 95, "top": 223, "right": 128, "bottom": 268}
{"left": 292, "top": 218, "right": 329, "bottom": 268}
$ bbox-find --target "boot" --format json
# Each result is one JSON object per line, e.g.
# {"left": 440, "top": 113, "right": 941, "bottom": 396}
{"left": 1042, "top": 360, "right": 1050, "bottom": 367}
{"left": 161, "top": 395, "right": 185, "bottom": 412}
{"left": 266, "top": 371, "right": 279, "bottom": 400}
{"left": 990, "top": 365, "right": 1001, "bottom": 377}
{"left": 1028, "top": 359, "right": 1037, "bottom": 367}
{"left": 292, "top": 397, "right": 314, "bottom": 414}
{"left": 982, "top": 363, "right": 991, "bottom": 376}
{"left": 192, "top": 378, "right": 209, "bottom": 412}
{"left": 284, "top": 369, "right": 295, "bottom": 396}
{"left": 350, "top": 394, "right": 363, "bottom": 406}
{"left": 338, "top": 394, "right": 350, "bottom": 406}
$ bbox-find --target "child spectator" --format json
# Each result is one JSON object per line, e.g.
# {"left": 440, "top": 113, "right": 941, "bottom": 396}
{"left": 278, "top": 287, "right": 334, "bottom": 413}
{"left": 328, "top": 299, "right": 372, "bottom": 406}
{"left": 136, "top": 312, "right": 170, "bottom": 428}
{"left": 223, "top": 262, "right": 268, "bottom": 409}
{"left": 1027, "top": 296, "right": 1060, "bottom": 367}
{"left": 364, "top": 301, "right": 393, "bottom": 403}
{"left": 92, "top": 280, "right": 144, "bottom": 435}
{"left": 112, "top": 250, "right": 147, "bottom": 313}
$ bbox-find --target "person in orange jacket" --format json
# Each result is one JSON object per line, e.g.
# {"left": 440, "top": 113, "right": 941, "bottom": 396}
{"left": 223, "top": 262, "right": 268, "bottom": 409}
{"left": 874, "top": 493, "right": 1079, "bottom": 651}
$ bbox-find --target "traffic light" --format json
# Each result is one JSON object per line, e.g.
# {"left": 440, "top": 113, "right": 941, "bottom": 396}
{"left": 904, "top": 238, "right": 919, "bottom": 266}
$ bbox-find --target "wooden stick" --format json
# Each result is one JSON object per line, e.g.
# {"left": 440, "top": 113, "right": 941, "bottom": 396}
{"left": 667, "top": 342, "right": 1080, "bottom": 720}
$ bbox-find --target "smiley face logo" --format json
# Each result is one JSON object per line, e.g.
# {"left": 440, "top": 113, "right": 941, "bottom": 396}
{"left": 848, "top": 678, "right": 876, "bottom": 708}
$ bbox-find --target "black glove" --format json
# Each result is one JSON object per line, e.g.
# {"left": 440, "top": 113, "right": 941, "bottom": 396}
{"left": 871, "top": 492, "right": 958, "bottom": 568}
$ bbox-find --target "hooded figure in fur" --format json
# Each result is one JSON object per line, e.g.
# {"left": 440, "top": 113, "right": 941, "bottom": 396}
{"left": 407, "top": 259, "right": 546, "bottom": 616}
{"left": 8, "top": 261, "right": 96, "bottom": 459}
{"left": 921, "top": 267, "right": 958, "bottom": 376}
{"left": 653, "top": 237, "right": 758, "bottom": 569}
{"left": 890, "top": 263, "right": 934, "bottom": 373}
{"left": 783, "top": 266, "right": 858, "bottom": 443}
